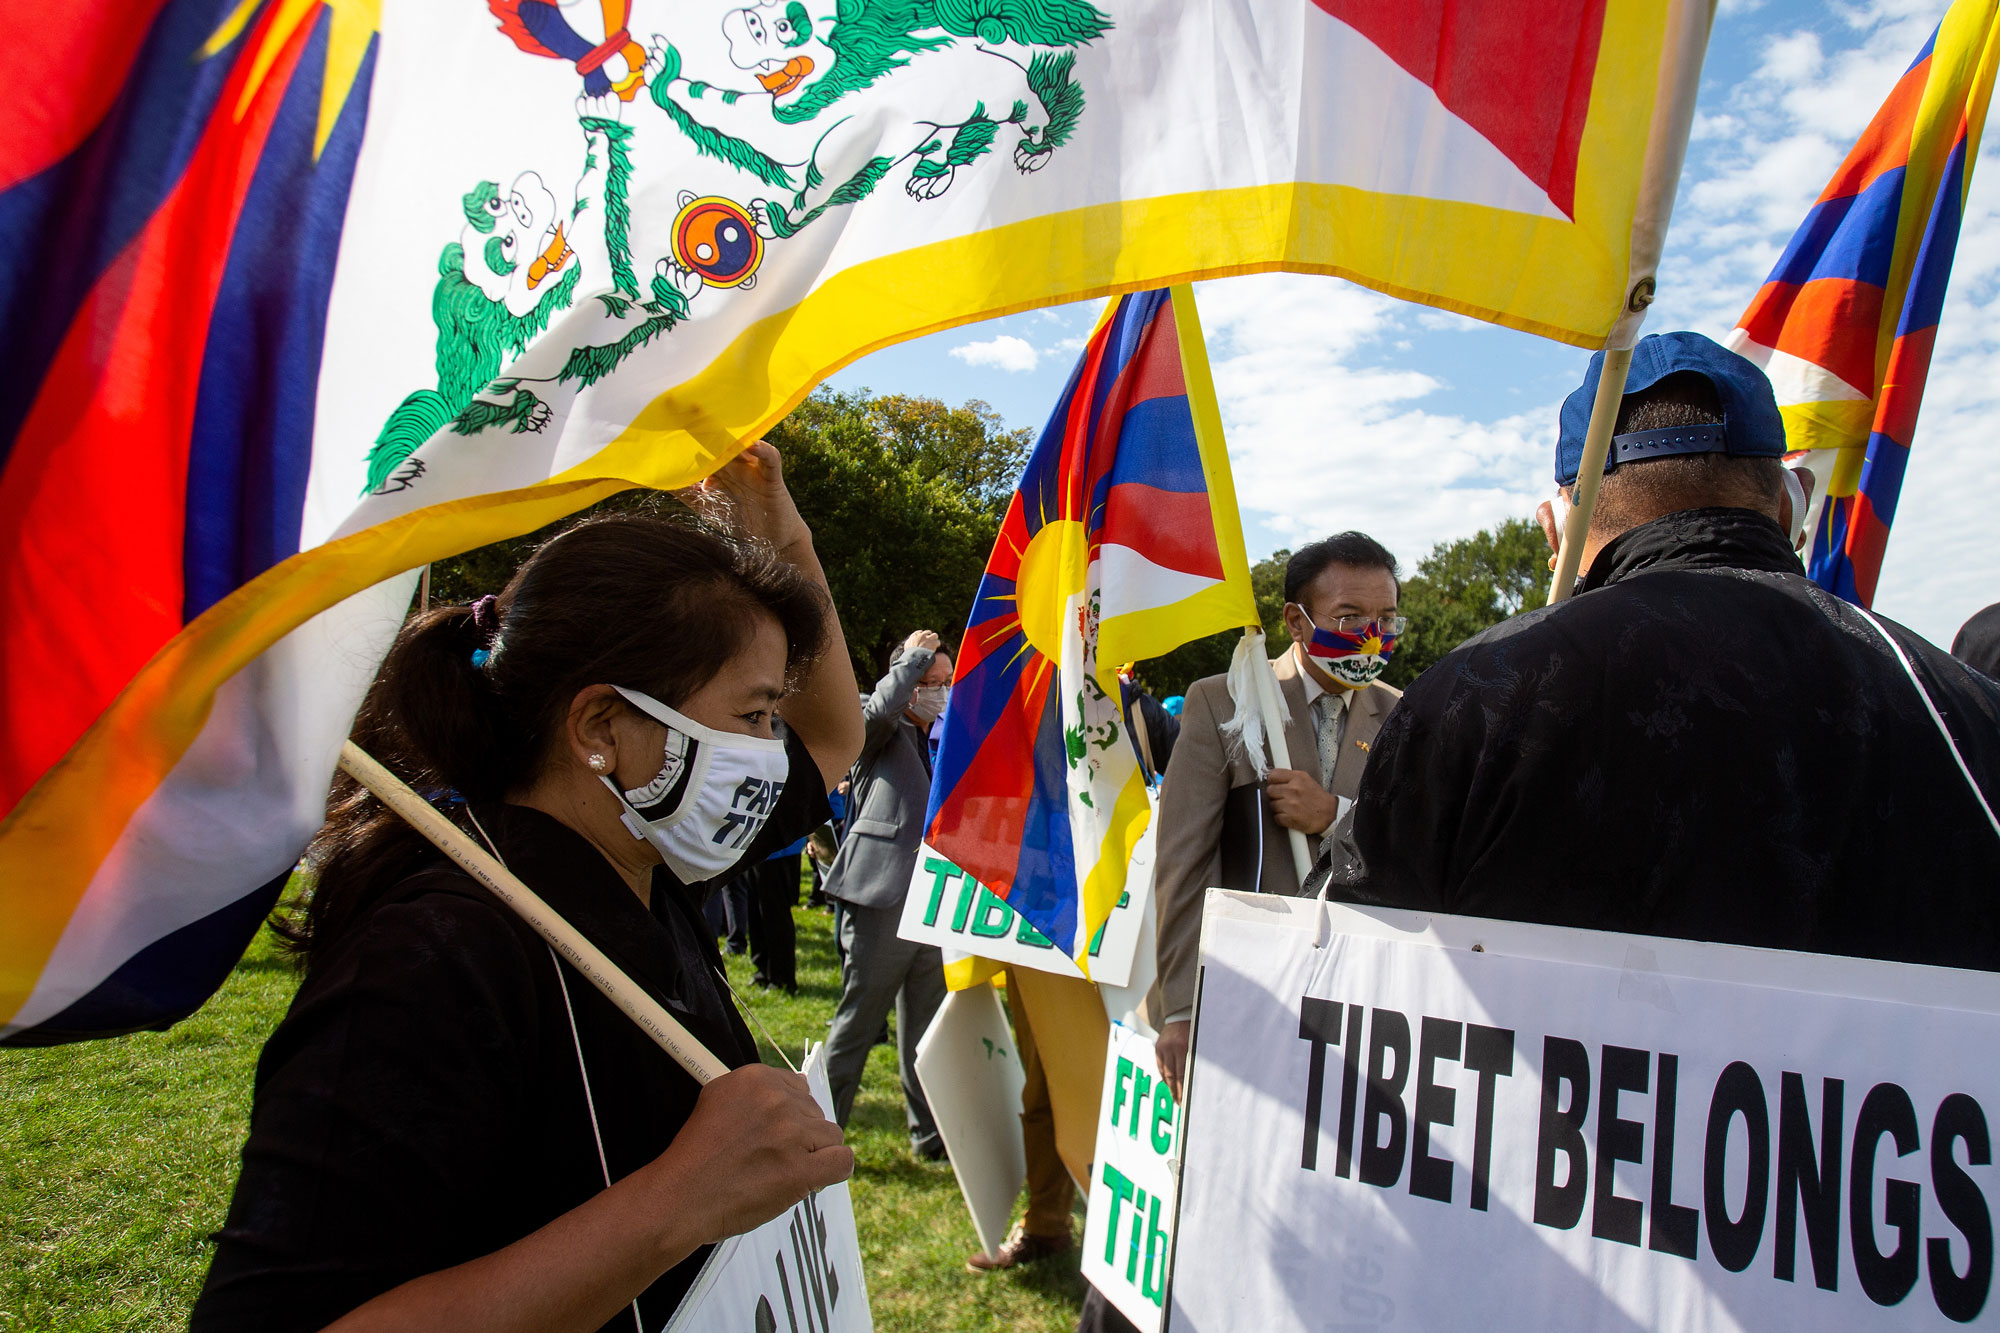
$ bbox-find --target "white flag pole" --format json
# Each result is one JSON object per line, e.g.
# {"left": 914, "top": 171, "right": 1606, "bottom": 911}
{"left": 336, "top": 740, "right": 730, "bottom": 1084}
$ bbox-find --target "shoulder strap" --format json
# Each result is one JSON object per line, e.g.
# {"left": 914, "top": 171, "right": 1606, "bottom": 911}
{"left": 1851, "top": 605, "right": 2000, "bottom": 844}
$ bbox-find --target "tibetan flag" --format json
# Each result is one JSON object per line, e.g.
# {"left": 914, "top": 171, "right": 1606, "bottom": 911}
{"left": 0, "top": 0, "right": 379, "bottom": 1042}
{"left": 923, "top": 287, "right": 1256, "bottom": 967}
{"left": 1726, "top": 1, "right": 1999, "bottom": 607}
{"left": 4, "top": 2, "right": 1708, "bottom": 1042}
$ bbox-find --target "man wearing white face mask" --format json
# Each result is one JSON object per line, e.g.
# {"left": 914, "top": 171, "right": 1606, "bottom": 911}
{"left": 822, "top": 629, "right": 956, "bottom": 1158}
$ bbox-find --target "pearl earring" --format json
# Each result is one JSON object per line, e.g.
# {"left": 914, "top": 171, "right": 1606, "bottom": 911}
{"left": 587, "top": 754, "right": 609, "bottom": 773}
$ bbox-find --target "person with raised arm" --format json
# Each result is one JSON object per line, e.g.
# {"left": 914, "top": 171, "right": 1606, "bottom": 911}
{"left": 195, "top": 444, "right": 864, "bottom": 1333}
{"left": 821, "top": 628, "right": 956, "bottom": 1159}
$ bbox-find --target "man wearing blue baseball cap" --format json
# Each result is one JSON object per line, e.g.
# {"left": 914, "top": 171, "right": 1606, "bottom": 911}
{"left": 1542, "top": 329, "right": 1813, "bottom": 583}
{"left": 1313, "top": 331, "right": 2000, "bottom": 969}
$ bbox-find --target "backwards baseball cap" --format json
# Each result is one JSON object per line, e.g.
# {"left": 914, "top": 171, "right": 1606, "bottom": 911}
{"left": 1555, "top": 331, "right": 1787, "bottom": 486}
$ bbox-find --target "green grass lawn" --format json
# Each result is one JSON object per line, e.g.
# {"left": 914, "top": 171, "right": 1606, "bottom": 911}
{"left": 0, "top": 897, "right": 1084, "bottom": 1331}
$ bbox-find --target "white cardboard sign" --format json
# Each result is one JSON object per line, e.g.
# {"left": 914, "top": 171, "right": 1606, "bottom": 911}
{"left": 913, "top": 983, "right": 1029, "bottom": 1262}
{"left": 897, "top": 812, "right": 1156, "bottom": 988}
{"left": 663, "top": 1045, "right": 872, "bottom": 1333}
{"left": 1082, "top": 1023, "right": 1179, "bottom": 1332}
{"left": 1099, "top": 879, "right": 1160, "bottom": 1039}
{"left": 1170, "top": 891, "right": 2000, "bottom": 1332}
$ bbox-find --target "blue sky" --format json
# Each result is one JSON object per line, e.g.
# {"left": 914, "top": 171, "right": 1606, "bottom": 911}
{"left": 827, "top": 0, "right": 1998, "bottom": 650}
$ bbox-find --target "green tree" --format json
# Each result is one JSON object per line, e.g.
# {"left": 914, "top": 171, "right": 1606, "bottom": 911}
{"left": 424, "top": 490, "right": 675, "bottom": 606}
{"left": 769, "top": 388, "right": 1030, "bottom": 678}
{"left": 1382, "top": 516, "right": 1549, "bottom": 688}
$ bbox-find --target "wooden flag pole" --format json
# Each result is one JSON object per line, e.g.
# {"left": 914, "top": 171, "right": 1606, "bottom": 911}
{"left": 1541, "top": 0, "right": 1708, "bottom": 603}
{"left": 1244, "top": 633, "right": 1317, "bottom": 885}
{"left": 1547, "top": 346, "right": 1634, "bottom": 604}
{"left": 336, "top": 740, "right": 730, "bottom": 1084}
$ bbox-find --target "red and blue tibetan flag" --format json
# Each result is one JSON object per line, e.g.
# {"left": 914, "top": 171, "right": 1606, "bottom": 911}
{"left": 0, "top": 1, "right": 377, "bottom": 1039}
{"left": 1727, "top": 0, "right": 1999, "bottom": 607}
{"left": 924, "top": 287, "right": 1257, "bottom": 966}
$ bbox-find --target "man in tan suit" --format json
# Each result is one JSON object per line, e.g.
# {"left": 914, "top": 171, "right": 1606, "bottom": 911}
{"left": 1152, "top": 533, "right": 1404, "bottom": 1096}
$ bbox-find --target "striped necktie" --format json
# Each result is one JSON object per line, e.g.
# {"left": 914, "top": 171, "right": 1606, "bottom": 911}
{"left": 1314, "top": 694, "right": 1343, "bottom": 856}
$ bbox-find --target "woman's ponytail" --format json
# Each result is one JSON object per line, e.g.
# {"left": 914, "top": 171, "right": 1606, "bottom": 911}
{"left": 358, "top": 600, "right": 515, "bottom": 803}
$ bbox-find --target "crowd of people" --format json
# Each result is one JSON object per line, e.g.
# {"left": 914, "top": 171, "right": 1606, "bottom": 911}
{"left": 195, "top": 332, "right": 2000, "bottom": 1332}
{"left": 900, "top": 329, "right": 2000, "bottom": 1327}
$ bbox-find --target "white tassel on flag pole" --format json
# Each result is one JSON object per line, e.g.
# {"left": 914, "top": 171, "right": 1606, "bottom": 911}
{"left": 1220, "top": 631, "right": 1271, "bottom": 780}
{"left": 1221, "top": 630, "right": 1316, "bottom": 884}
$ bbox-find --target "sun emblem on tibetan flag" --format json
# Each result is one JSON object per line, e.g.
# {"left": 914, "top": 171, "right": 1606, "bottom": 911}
{"left": 925, "top": 286, "right": 1257, "bottom": 962}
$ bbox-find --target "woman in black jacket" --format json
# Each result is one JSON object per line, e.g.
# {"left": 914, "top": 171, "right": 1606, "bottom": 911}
{"left": 194, "top": 444, "right": 863, "bottom": 1333}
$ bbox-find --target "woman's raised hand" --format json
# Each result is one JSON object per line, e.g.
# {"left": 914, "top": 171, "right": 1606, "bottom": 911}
{"left": 683, "top": 441, "right": 810, "bottom": 552}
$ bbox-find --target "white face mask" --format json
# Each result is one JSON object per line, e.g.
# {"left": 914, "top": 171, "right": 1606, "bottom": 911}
{"left": 600, "top": 685, "right": 789, "bottom": 884}
{"left": 910, "top": 684, "right": 950, "bottom": 724}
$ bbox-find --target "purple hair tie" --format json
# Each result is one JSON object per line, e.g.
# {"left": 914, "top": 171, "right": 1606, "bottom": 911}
{"left": 471, "top": 595, "right": 501, "bottom": 639}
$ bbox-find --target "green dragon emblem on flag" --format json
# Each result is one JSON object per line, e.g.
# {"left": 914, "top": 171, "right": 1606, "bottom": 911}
{"left": 364, "top": 0, "right": 1110, "bottom": 495}
{"left": 363, "top": 104, "right": 702, "bottom": 495}
{"left": 648, "top": 0, "right": 1110, "bottom": 236}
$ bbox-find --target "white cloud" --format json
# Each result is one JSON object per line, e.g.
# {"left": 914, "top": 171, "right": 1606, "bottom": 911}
{"left": 948, "top": 334, "right": 1040, "bottom": 373}
{"left": 1688, "top": 133, "right": 1844, "bottom": 225}
{"left": 1689, "top": 111, "right": 1742, "bottom": 141}
{"left": 1049, "top": 336, "right": 1088, "bottom": 355}
{"left": 1761, "top": 30, "right": 1825, "bottom": 84}
{"left": 1191, "top": 273, "right": 1557, "bottom": 574}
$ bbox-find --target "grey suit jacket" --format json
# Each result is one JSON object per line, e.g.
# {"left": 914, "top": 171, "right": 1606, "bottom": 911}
{"left": 1152, "top": 647, "right": 1400, "bottom": 1017}
{"left": 823, "top": 647, "right": 937, "bottom": 912}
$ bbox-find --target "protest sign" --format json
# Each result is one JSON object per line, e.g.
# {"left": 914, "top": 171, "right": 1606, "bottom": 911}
{"left": 664, "top": 1045, "right": 871, "bottom": 1333}
{"left": 898, "top": 815, "right": 1155, "bottom": 987}
{"left": 914, "top": 984, "right": 1028, "bottom": 1263}
{"left": 1170, "top": 892, "right": 2000, "bottom": 1332}
{"left": 1083, "top": 1024, "right": 1179, "bottom": 1332}
{"left": 1099, "top": 884, "right": 1160, "bottom": 1038}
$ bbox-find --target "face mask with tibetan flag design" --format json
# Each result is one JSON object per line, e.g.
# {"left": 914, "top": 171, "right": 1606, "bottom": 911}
{"left": 1300, "top": 612, "right": 1401, "bottom": 689}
